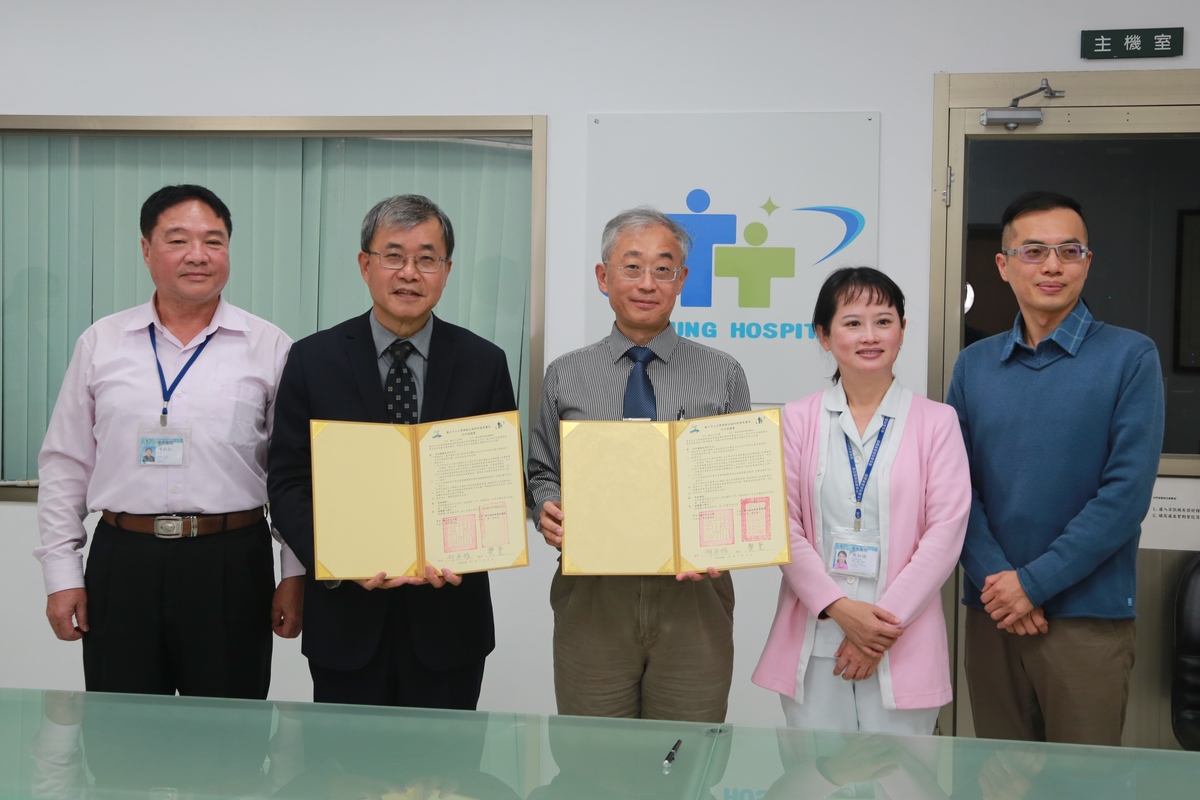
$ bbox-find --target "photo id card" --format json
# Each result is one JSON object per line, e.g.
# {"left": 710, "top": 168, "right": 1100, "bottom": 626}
{"left": 137, "top": 421, "right": 191, "bottom": 467}
{"left": 827, "top": 527, "right": 881, "bottom": 579}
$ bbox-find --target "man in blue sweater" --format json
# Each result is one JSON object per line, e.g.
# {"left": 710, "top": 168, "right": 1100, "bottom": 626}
{"left": 946, "top": 190, "right": 1164, "bottom": 746}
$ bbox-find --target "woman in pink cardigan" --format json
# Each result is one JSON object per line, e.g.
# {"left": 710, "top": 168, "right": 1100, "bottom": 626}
{"left": 753, "top": 267, "right": 970, "bottom": 734}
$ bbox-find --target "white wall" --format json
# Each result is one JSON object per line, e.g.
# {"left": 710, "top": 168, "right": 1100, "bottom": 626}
{"left": 2, "top": 1, "right": 1199, "bottom": 727}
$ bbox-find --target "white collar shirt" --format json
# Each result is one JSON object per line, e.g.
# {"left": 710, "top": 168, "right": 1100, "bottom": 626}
{"left": 812, "top": 377, "right": 904, "bottom": 657}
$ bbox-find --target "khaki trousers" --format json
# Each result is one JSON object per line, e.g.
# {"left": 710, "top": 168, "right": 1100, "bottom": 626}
{"left": 550, "top": 570, "right": 734, "bottom": 723}
{"left": 965, "top": 607, "right": 1135, "bottom": 745}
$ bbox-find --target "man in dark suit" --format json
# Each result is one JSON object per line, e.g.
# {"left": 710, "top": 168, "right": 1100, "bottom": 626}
{"left": 268, "top": 194, "right": 517, "bottom": 709}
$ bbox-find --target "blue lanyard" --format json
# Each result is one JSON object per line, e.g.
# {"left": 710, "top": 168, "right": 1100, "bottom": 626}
{"left": 150, "top": 326, "right": 211, "bottom": 426}
{"left": 845, "top": 416, "right": 890, "bottom": 531}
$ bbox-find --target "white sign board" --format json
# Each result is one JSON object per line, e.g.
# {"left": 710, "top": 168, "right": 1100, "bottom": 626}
{"left": 585, "top": 112, "right": 880, "bottom": 405}
{"left": 1140, "top": 477, "right": 1200, "bottom": 551}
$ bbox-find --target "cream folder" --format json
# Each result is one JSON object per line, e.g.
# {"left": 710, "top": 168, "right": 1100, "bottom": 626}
{"left": 310, "top": 411, "right": 528, "bottom": 580}
{"left": 560, "top": 408, "right": 790, "bottom": 575}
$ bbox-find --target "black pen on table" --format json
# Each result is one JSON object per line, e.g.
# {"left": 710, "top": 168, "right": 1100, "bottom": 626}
{"left": 663, "top": 738, "right": 682, "bottom": 769}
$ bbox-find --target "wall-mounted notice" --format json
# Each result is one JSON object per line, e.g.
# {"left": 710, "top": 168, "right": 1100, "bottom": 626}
{"left": 1140, "top": 477, "right": 1200, "bottom": 551}
{"left": 585, "top": 113, "right": 880, "bottom": 405}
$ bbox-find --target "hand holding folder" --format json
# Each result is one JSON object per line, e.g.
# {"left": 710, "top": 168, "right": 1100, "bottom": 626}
{"left": 355, "top": 564, "right": 462, "bottom": 590}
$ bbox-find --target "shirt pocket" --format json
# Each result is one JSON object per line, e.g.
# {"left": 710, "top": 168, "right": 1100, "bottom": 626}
{"left": 204, "top": 380, "right": 267, "bottom": 449}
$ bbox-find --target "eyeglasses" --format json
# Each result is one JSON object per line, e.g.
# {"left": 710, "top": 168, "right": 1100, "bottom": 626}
{"left": 368, "top": 251, "right": 447, "bottom": 272}
{"left": 1002, "top": 243, "right": 1090, "bottom": 263}
{"left": 609, "top": 264, "right": 682, "bottom": 282}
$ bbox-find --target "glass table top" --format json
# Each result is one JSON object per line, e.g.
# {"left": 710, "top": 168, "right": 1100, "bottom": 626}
{"left": 1, "top": 688, "right": 1197, "bottom": 800}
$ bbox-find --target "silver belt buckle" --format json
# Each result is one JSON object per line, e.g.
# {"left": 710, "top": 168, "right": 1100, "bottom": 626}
{"left": 153, "top": 515, "right": 197, "bottom": 538}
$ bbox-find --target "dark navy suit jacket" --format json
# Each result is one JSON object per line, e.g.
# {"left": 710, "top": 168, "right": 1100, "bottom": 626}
{"left": 268, "top": 311, "right": 517, "bottom": 672}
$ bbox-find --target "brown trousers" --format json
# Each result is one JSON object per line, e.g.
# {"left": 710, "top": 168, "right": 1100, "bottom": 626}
{"left": 550, "top": 570, "right": 734, "bottom": 723}
{"left": 965, "top": 607, "right": 1136, "bottom": 745}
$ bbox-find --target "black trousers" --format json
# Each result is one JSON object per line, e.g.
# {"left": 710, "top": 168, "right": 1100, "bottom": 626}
{"left": 82, "top": 519, "right": 275, "bottom": 699}
{"left": 309, "top": 586, "right": 485, "bottom": 709}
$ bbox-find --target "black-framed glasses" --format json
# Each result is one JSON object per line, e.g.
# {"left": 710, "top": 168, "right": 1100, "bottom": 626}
{"left": 609, "top": 264, "right": 682, "bottom": 282}
{"left": 1002, "top": 243, "right": 1090, "bottom": 263}
{"left": 369, "top": 251, "right": 447, "bottom": 272}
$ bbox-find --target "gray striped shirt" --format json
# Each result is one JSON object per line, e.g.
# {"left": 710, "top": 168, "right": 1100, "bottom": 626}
{"left": 527, "top": 323, "right": 752, "bottom": 509}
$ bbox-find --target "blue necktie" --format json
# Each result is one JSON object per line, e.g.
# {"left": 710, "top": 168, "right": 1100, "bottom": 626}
{"left": 623, "top": 346, "right": 657, "bottom": 420}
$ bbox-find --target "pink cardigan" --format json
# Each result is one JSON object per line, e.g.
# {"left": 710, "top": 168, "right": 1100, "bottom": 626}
{"left": 752, "top": 387, "right": 970, "bottom": 710}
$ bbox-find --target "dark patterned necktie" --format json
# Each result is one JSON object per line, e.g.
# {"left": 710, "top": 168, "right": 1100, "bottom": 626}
{"left": 623, "top": 346, "right": 657, "bottom": 420}
{"left": 384, "top": 340, "right": 419, "bottom": 424}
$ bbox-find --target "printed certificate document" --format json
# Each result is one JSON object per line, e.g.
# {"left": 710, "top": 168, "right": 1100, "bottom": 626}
{"left": 309, "top": 411, "right": 528, "bottom": 580}
{"left": 560, "top": 408, "right": 790, "bottom": 575}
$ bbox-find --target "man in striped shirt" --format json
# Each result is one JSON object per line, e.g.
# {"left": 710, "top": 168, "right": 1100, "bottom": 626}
{"left": 528, "top": 207, "right": 751, "bottom": 722}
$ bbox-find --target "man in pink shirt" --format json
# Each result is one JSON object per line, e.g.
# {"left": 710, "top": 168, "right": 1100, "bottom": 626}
{"left": 35, "top": 185, "right": 304, "bottom": 699}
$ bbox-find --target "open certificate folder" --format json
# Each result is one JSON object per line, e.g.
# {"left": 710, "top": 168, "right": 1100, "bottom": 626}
{"left": 559, "top": 408, "right": 790, "bottom": 575}
{"left": 309, "top": 411, "right": 528, "bottom": 580}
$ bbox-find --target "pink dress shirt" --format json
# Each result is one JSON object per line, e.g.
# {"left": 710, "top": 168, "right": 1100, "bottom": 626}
{"left": 35, "top": 296, "right": 303, "bottom": 594}
{"left": 752, "top": 386, "right": 970, "bottom": 710}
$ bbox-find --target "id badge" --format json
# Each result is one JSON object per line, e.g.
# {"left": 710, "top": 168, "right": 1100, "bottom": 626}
{"left": 136, "top": 421, "right": 191, "bottom": 467}
{"left": 827, "top": 527, "right": 881, "bottom": 579}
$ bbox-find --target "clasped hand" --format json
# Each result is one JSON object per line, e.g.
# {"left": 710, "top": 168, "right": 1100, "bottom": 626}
{"left": 980, "top": 570, "right": 1048, "bottom": 635}
{"left": 833, "top": 638, "right": 881, "bottom": 681}
{"left": 824, "top": 597, "right": 903, "bottom": 657}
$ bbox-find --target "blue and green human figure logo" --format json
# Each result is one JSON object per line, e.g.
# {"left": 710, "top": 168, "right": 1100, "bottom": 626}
{"left": 669, "top": 189, "right": 866, "bottom": 308}
{"left": 667, "top": 190, "right": 736, "bottom": 308}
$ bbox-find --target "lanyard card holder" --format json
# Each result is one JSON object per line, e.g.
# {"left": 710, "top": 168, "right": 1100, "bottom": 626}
{"left": 826, "top": 527, "right": 881, "bottom": 579}
{"left": 137, "top": 421, "right": 191, "bottom": 467}
{"left": 143, "top": 324, "right": 208, "bottom": 468}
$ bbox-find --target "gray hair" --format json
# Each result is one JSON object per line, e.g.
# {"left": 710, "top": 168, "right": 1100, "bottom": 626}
{"left": 360, "top": 194, "right": 455, "bottom": 258}
{"left": 600, "top": 206, "right": 692, "bottom": 265}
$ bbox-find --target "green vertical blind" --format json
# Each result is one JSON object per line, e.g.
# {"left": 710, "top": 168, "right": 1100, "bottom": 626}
{"left": 0, "top": 135, "right": 533, "bottom": 480}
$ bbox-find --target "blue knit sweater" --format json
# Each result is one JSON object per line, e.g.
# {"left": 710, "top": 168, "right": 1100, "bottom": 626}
{"left": 946, "top": 302, "right": 1165, "bottom": 618}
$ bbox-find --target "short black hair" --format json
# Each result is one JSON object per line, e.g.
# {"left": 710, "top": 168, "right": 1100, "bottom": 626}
{"left": 360, "top": 194, "right": 455, "bottom": 258}
{"left": 1000, "top": 190, "right": 1088, "bottom": 248}
{"left": 812, "top": 266, "right": 906, "bottom": 383}
{"left": 140, "top": 185, "right": 232, "bottom": 240}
